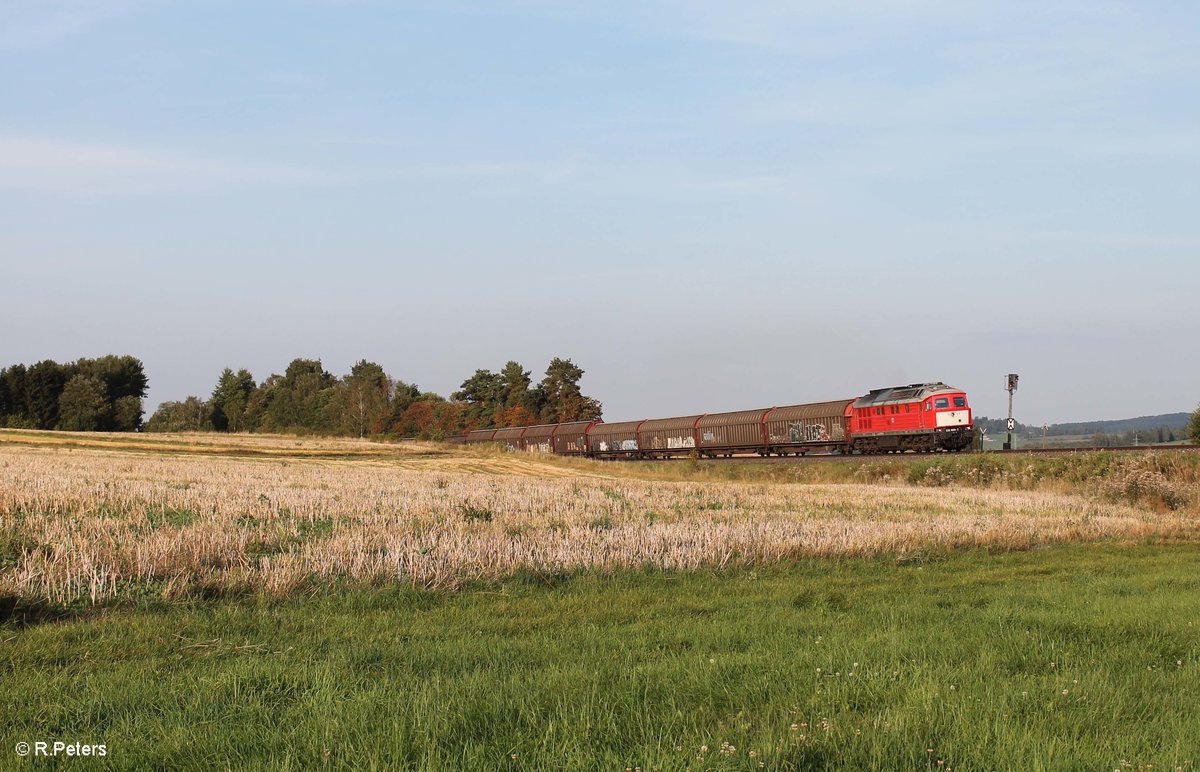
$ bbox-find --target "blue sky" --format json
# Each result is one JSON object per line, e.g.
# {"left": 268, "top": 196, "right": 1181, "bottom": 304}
{"left": 2, "top": 0, "right": 1197, "bottom": 424}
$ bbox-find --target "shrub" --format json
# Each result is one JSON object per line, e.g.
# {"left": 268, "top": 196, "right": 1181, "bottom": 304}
{"left": 1100, "top": 468, "right": 1190, "bottom": 511}
{"left": 457, "top": 502, "right": 494, "bottom": 523}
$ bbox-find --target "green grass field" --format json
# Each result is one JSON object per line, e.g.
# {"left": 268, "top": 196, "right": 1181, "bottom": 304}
{"left": 5, "top": 543, "right": 1199, "bottom": 770}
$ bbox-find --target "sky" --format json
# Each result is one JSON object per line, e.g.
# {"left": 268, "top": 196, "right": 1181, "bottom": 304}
{"left": 1, "top": 0, "right": 1198, "bottom": 426}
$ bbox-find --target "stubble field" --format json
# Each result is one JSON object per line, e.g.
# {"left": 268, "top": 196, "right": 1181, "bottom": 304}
{"left": 1, "top": 432, "right": 1195, "bottom": 608}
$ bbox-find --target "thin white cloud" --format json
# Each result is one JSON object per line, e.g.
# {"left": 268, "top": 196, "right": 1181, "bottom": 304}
{"left": 693, "top": 175, "right": 787, "bottom": 194}
{"left": 1027, "top": 229, "right": 1200, "bottom": 250}
{"left": 0, "top": 137, "right": 589, "bottom": 195}
{"left": 652, "top": 1, "right": 1126, "bottom": 54}
{"left": 0, "top": 0, "right": 146, "bottom": 50}
{"left": 0, "top": 137, "right": 337, "bottom": 194}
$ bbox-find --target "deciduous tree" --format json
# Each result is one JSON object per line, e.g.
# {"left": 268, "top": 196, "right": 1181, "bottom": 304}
{"left": 145, "top": 396, "right": 209, "bottom": 432}
{"left": 261, "top": 359, "right": 336, "bottom": 432}
{"left": 76, "top": 355, "right": 148, "bottom": 430}
{"left": 57, "top": 375, "right": 109, "bottom": 431}
{"left": 329, "top": 360, "right": 393, "bottom": 437}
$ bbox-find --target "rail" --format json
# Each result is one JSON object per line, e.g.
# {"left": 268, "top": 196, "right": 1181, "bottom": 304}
{"left": 603, "top": 444, "right": 1200, "bottom": 463}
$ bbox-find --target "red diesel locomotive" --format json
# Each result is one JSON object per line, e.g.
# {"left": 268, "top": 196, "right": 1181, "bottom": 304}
{"left": 460, "top": 382, "right": 975, "bottom": 458}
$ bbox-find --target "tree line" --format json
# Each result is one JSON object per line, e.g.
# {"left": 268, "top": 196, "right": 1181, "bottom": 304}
{"left": 1088, "top": 427, "right": 1184, "bottom": 446}
{"left": 145, "top": 356, "right": 602, "bottom": 439}
{"left": 0, "top": 356, "right": 149, "bottom": 431}
{"left": 977, "top": 415, "right": 1191, "bottom": 446}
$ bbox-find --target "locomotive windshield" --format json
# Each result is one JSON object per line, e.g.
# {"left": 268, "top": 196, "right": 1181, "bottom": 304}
{"left": 935, "top": 398, "right": 950, "bottom": 408}
{"left": 953, "top": 396, "right": 966, "bottom": 408}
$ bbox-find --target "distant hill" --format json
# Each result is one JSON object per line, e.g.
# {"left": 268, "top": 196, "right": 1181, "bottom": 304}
{"left": 975, "top": 412, "right": 1192, "bottom": 448}
{"left": 1046, "top": 413, "right": 1190, "bottom": 436}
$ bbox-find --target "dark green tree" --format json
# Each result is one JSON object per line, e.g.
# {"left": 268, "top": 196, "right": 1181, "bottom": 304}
{"left": 26, "top": 360, "right": 70, "bottom": 430}
{"left": 242, "top": 375, "right": 281, "bottom": 432}
{"left": 75, "top": 355, "right": 148, "bottom": 430}
{"left": 453, "top": 369, "right": 503, "bottom": 405}
{"left": 209, "top": 368, "right": 257, "bottom": 432}
{"left": 453, "top": 369, "right": 505, "bottom": 428}
{"left": 1190, "top": 404, "right": 1200, "bottom": 445}
{"left": 145, "top": 397, "right": 209, "bottom": 433}
{"left": 0, "top": 355, "right": 145, "bottom": 431}
{"left": 0, "top": 364, "right": 29, "bottom": 426}
{"left": 499, "top": 361, "right": 531, "bottom": 407}
{"left": 538, "top": 357, "right": 602, "bottom": 423}
{"left": 57, "top": 374, "right": 109, "bottom": 431}
{"left": 0, "top": 367, "right": 11, "bottom": 424}
{"left": 260, "top": 359, "right": 336, "bottom": 432}
{"left": 112, "top": 397, "right": 144, "bottom": 433}
{"left": 329, "top": 360, "right": 393, "bottom": 437}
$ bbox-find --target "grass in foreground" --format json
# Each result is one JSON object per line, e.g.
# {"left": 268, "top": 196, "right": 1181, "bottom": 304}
{"left": 4, "top": 543, "right": 1200, "bottom": 770}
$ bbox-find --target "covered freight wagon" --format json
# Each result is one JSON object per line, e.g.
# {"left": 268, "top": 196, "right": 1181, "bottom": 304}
{"left": 697, "top": 408, "right": 772, "bottom": 456}
{"left": 492, "top": 426, "right": 526, "bottom": 451}
{"left": 463, "top": 428, "right": 498, "bottom": 444}
{"left": 763, "top": 399, "right": 853, "bottom": 455}
{"left": 588, "top": 420, "right": 642, "bottom": 457}
{"left": 551, "top": 420, "right": 600, "bottom": 455}
{"left": 517, "top": 423, "right": 558, "bottom": 453}
{"left": 638, "top": 414, "right": 702, "bottom": 457}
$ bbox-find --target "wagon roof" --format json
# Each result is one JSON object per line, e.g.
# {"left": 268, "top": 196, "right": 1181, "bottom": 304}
{"left": 852, "top": 383, "right": 962, "bottom": 408}
{"left": 640, "top": 414, "right": 703, "bottom": 432}
{"left": 554, "top": 419, "right": 599, "bottom": 432}
{"left": 766, "top": 399, "right": 856, "bottom": 421}
{"left": 697, "top": 408, "right": 772, "bottom": 428}
{"left": 588, "top": 419, "right": 642, "bottom": 436}
{"left": 519, "top": 423, "right": 560, "bottom": 440}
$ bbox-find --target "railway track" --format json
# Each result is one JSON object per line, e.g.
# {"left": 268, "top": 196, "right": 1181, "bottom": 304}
{"left": 617, "top": 444, "right": 1200, "bottom": 464}
{"left": 982, "top": 445, "right": 1199, "bottom": 456}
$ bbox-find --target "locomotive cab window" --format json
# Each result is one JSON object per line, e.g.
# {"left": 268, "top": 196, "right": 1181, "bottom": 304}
{"left": 953, "top": 397, "right": 966, "bottom": 408}
{"left": 935, "top": 398, "right": 950, "bottom": 409}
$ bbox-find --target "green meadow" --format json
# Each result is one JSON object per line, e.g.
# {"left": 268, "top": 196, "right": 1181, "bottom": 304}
{"left": 4, "top": 543, "right": 1199, "bottom": 770}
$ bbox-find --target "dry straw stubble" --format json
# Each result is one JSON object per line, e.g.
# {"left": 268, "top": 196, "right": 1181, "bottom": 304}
{"left": 0, "top": 440, "right": 1190, "bottom": 606}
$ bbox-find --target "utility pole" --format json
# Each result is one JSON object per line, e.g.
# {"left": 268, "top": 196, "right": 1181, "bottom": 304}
{"left": 1005, "top": 373, "right": 1019, "bottom": 450}
{"left": 1042, "top": 424, "right": 1048, "bottom": 449}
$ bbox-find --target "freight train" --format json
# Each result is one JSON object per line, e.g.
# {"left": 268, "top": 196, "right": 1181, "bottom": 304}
{"left": 458, "top": 382, "right": 975, "bottom": 458}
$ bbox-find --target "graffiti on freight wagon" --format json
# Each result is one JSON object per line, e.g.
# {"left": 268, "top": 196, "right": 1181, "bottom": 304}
{"left": 777, "top": 423, "right": 833, "bottom": 443}
{"left": 597, "top": 440, "right": 639, "bottom": 452}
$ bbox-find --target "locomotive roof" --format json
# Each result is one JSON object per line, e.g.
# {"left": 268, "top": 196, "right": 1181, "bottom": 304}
{"left": 853, "top": 382, "right": 962, "bottom": 408}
